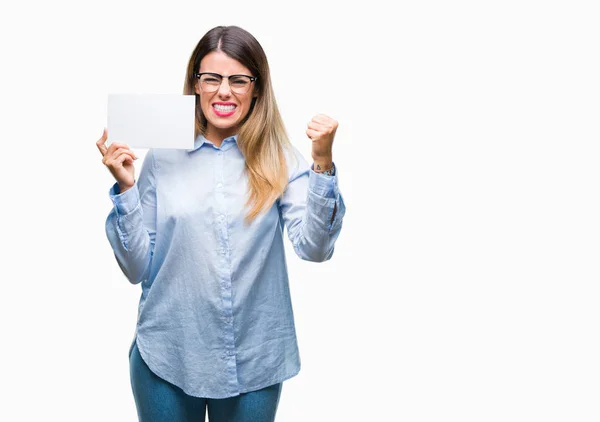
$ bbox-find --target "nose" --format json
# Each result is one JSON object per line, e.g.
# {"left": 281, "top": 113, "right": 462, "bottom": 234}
{"left": 217, "top": 77, "right": 232, "bottom": 97}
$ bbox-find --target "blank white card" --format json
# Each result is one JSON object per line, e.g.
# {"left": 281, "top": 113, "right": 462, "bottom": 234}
{"left": 107, "top": 94, "right": 196, "bottom": 149}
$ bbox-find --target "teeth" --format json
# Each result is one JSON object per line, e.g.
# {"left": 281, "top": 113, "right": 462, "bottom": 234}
{"left": 214, "top": 104, "right": 236, "bottom": 112}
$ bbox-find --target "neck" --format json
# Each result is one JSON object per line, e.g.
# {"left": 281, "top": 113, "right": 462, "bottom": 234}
{"left": 205, "top": 127, "right": 237, "bottom": 148}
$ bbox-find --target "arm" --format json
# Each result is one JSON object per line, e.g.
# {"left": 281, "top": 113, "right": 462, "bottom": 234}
{"left": 279, "top": 148, "right": 345, "bottom": 262}
{"left": 105, "top": 150, "right": 157, "bottom": 284}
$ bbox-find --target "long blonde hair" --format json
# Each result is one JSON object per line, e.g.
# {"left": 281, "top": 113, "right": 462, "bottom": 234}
{"left": 183, "top": 26, "right": 292, "bottom": 222}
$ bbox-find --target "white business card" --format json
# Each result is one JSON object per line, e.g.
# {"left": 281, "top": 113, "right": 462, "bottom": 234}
{"left": 107, "top": 94, "right": 195, "bottom": 149}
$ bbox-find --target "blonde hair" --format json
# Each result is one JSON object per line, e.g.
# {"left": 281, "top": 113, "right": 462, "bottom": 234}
{"left": 183, "top": 26, "right": 292, "bottom": 222}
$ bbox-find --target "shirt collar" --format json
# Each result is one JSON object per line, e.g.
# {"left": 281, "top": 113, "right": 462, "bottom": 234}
{"left": 187, "top": 134, "right": 239, "bottom": 153}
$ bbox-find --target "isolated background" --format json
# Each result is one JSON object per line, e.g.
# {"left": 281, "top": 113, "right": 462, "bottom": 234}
{"left": 1, "top": 0, "right": 599, "bottom": 420}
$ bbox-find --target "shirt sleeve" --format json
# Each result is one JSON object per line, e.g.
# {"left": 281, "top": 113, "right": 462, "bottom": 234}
{"left": 278, "top": 146, "right": 346, "bottom": 262}
{"left": 105, "top": 149, "right": 157, "bottom": 284}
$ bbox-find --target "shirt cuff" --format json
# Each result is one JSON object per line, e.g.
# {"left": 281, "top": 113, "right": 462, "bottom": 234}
{"left": 109, "top": 183, "right": 140, "bottom": 216}
{"left": 309, "top": 165, "right": 339, "bottom": 198}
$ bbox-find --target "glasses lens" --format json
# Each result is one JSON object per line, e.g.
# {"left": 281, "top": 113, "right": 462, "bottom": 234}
{"left": 198, "top": 74, "right": 254, "bottom": 94}
{"left": 199, "top": 74, "right": 222, "bottom": 92}
{"left": 229, "top": 76, "right": 252, "bottom": 94}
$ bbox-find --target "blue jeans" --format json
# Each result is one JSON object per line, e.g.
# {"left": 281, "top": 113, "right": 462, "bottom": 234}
{"left": 129, "top": 342, "right": 282, "bottom": 422}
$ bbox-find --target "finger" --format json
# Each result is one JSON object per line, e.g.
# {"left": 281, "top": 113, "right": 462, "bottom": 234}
{"left": 116, "top": 153, "right": 134, "bottom": 166}
{"left": 104, "top": 150, "right": 136, "bottom": 167}
{"left": 311, "top": 114, "right": 335, "bottom": 125}
{"left": 312, "top": 116, "right": 338, "bottom": 132}
{"left": 106, "top": 142, "right": 133, "bottom": 155}
{"left": 307, "top": 122, "right": 326, "bottom": 132}
{"left": 111, "top": 147, "right": 137, "bottom": 160}
{"left": 96, "top": 128, "right": 108, "bottom": 156}
{"left": 306, "top": 128, "right": 321, "bottom": 140}
{"left": 105, "top": 152, "right": 135, "bottom": 168}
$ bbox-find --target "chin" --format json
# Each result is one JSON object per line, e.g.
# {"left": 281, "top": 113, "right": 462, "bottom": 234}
{"left": 210, "top": 120, "right": 239, "bottom": 130}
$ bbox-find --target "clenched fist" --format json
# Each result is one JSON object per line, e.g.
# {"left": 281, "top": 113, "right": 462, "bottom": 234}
{"left": 96, "top": 129, "right": 138, "bottom": 193}
{"left": 306, "top": 114, "right": 338, "bottom": 172}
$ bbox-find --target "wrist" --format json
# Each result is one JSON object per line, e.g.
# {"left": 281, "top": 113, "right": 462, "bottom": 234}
{"left": 312, "top": 162, "right": 335, "bottom": 176}
{"left": 312, "top": 157, "right": 333, "bottom": 173}
{"left": 118, "top": 183, "right": 134, "bottom": 194}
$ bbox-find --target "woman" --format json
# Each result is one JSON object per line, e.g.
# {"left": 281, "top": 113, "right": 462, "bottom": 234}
{"left": 96, "top": 25, "right": 345, "bottom": 421}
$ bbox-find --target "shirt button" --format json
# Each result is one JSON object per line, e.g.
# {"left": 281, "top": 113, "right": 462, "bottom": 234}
{"left": 217, "top": 183, "right": 223, "bottom": 189}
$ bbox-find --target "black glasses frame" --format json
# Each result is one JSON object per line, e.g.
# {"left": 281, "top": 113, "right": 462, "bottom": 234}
{"left": 194, "top": 72, "right": 258, "bottom": 93}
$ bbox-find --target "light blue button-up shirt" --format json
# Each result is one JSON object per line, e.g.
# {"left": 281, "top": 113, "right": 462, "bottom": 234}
{"left": 105, "top": 134, "right": 345, "bottom": 398}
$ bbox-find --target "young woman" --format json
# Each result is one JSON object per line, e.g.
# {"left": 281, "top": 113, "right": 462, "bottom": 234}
{"left": 96, "top": 25, "right": 345, "bottom": 421}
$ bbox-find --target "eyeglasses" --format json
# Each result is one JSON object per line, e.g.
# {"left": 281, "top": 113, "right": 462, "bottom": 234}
{"left": 195, "top": 72, "right": 257, "bottom": 95}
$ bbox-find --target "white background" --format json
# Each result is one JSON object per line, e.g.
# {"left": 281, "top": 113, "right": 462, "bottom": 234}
{"left": 1, "top": 0, "right": 599, "bottom": 421}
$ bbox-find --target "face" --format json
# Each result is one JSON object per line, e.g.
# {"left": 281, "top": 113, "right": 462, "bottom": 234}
{"left": 195, "top": 51, "right": 256, "bottom": 141}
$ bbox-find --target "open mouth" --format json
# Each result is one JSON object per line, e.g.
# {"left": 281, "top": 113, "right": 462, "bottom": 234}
{"left": 213, "top": 103, "right": 237, "bottom": 116}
